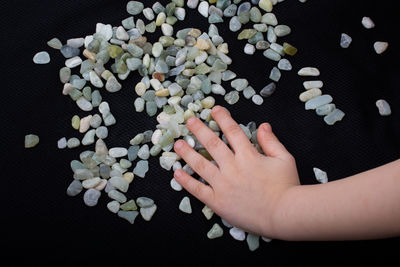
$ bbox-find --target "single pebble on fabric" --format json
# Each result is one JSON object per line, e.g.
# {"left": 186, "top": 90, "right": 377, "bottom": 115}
{"left": 376, "top": 99, "right": 391, "bottom": 116}
{"left": 83, "top": 189, "right": 101, "bottom": 207}
{"left": 33, "top": 52, "right": 50, "bottom": 64}
{"left": 179, "top": 196, "right": 192, "bottom": 214}
{"left": 207, "top": 223, "right": 224, "bottom": 239}
{"left": 313, "top": 167, "right": 328, "bottom": 184}
{"left": 25, "top": 134, "right": 39, "bottom": 148}
{"left": 340, "top": 33, "right": 352, "bottom": 48}
{"left": 374, "top": 41, "right": 389, "bottom": 54}
{"left": 362, "top": 17, "right": 375, "bottom": 29}
{"left": 298, "top": 67, "right": 320, "bottom": 76}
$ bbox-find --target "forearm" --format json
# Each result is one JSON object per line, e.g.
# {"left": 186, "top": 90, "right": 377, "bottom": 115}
{"left": 273, "top": 159, "right": 400, "bottom": 241}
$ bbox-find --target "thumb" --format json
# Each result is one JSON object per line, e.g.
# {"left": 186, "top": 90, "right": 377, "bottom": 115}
{"left": 257, "top": 123, "right": 291, "bottom": 158}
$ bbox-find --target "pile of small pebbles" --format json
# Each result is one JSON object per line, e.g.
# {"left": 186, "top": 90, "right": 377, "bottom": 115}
{"left": 297, "top": 67, "right": 345, "bottom": 125}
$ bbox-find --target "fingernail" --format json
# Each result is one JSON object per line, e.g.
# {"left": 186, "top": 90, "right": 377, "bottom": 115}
{"left": 263, "top": 123, "right": 271, "bottom": 132}
{"left": 174, "top": 140, "right": 183, "bottom": 150}
{"left": 213, "top": 106, "right": 222, "bottom": 112}
{"left": 174, "top": 170, "right": 182, "bottom": 178}
{"left": 186, "top": 116, "right": 196, "bottom": 125}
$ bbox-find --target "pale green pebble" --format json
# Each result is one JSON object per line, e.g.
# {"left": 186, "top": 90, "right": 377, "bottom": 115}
{"left": 217, "top": 0, "right": 231, "bottom": 10}
{"left": 145, "top": 21, "right": 156, "bottom": 33}
{"left": 247, "top": 234, "right": 260, "bottom": 251}
{"left": 118, "top": 211, "right": 139, "bottom": 224}
{"left": 91, "top": 90, "right": 102, "bottom": 107}
{"left": 71, "top": 115, "right": 80, "bottom": 130}
{"left": 269, "top": 67, "right": 281, "bottom": 82}
{"left": 209, "top": 13, "right": 223, "bottom": 24}
{"left": 263, "top": 49, "right": 281, "bottom": 61}
{"left": 224, "top": 91, "right": 240, "bottom": 105}
{"left": 122, "top": 16, "right": 135, "bottom": 29}
{"left": 47, "top": 37, "right": 62, "bottom": 49}
{"left": 82, "top": 129, "right": 96, "bottom": 145}
{"left": 316, "top": 104, "right": 336, "bottom": 116}
{"left": 134, "top": 98, "right": 145, "bottom": 112}
{"left": 207, "top": 223, "right": 224, "bottom": 239}
{"left": 156, "top": 12, "right": 166, "bottom": 26}
{"left": 24, "top": 134, "right": 39, "bottom": 148}
{"left": 103, "top": 112, "right": 116, "bottom": 126}
{"left": 70, "top": 160, "right": 86, "bottom": 172}
{"left": 172, "top": 0, "right": 184, "bottom": 7}
{"left": 152, "top": 2, "right": 165, "bottom": 14}
{"left": 33, "top": 51, "right": 50, "bottom": 64}
{"left": 130, "top": 133, "right": 144, "bottom": 145}
{"left": 238, "top": 29, "right": 257, "bottom": 40}
{"left": 150, "top": 144, "right": 162, "bottom": 156}
{"left": 253, "top": 23, "right": 268, "bottom": 32}
{"left": 120, "top": 200, "right": 137, "bottom": 211}
{"left": 166, "top": 16, "right": 177, "bottom": 25}
{"left": 128, "top": 145, "right": 140, "bottom": 161}
{"left": 146, "top": 101, "right": 158, "bottom": 117}
{"left": 136, "top": 197, "right": 154, "bottom": 208}
{"left": 82, "top": 87, "right": 92, "bottom": 101}
{"left": 59, "top": 67, "right": 71, "bottom": 83}
{"left": 238, "top": 12, "right": 250, "bottom": 24}
{"left": 127, "top": 1, "right": 144, "bottom": 15}
{"left": 243, "top": 86, "right": 256, "bottom": 99}
{"left": 159, "top": 36, "right": 174, "bottom": 47}
{"left": 69, "top": 88, "right": 82, "bottom": 101}
{"left": 249, "top": 7, "right": 262, "bottom": 22}
{"left": 248, "top": 32, "right": 264, "bottom": 45}
{"left": 67, "top": 138, "right": 80, "bottom": 149}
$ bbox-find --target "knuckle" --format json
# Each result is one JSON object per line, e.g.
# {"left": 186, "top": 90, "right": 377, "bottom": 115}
{"left": 225, "top": 124, "right": 242, "bottom": 137}
{"left": 205, "top": 135, "right": 221, "bottom": 150}
{"left": 193, "top": 158, "right": 207, "bottom": 172}
{"left": 193, "top": 183, "right": 203, "bottom": 197}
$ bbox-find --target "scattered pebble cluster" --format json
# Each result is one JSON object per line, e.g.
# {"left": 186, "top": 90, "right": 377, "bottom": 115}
{"left": 298, "top": 67, "right": 345, "bottom": 125}
{"left": 27, "top": 0, "right": 394, "bottom": 251}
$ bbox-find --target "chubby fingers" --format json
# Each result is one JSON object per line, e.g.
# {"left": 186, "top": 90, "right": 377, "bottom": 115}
{"left": 257, "top": 123, "right": 292, "bottom": 159}
{"left": 185, "top": 116, "right": 234, "bottom": 166}
{"left": 211, "top": 106, "right": 255, "bottom": 154}
{"left": 174, "top": 140, "right": 219, "bottom": 184}
{"left": 174, "top": 169, "right": 215, "bottom": 205}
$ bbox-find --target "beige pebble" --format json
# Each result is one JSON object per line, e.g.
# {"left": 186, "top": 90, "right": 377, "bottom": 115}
{"left": 135, "top": 82, "right": 147, "bottom": 96}
{"left": 155, "top": 88, "right": 170, "bottom": 97}
{"left": 83, "top": 49, "right": 96, "bottom": 62}
{"left": 123, "top": 172, "right": 134, "bottom": 184}
{"left": 79, "top": 115, "right": 93, "bottom": 133}
{"left": 299, "top": 88, "right": 322, "bottom": 102}
{"left": 217, "top": 43, "right": 229, "bottom": 54}
{"left": 195, "top": 39, "right": 210, "bottom": 50}
{"left": 94, "top": 179, "right": 108, "bottom": 190}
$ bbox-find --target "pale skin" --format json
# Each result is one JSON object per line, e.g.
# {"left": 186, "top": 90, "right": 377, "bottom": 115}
{"left": 173, "top": 105, "right": 400, "bottom": 241}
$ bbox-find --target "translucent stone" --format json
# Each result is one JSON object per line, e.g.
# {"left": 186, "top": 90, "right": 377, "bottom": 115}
{"left": 108, "top": 189, "right": 127, "bottom": 203}
{"left": 298, "top": 67, "right": 320, "bottom": 76}
{"left": 138, "top": 144, "right": 150, "bottom": 160}
{"left": 187, "top": 0, "right": 199, "bottom": 9}
{"left": 274, "top": 25, "right": 291, "bottom": 37}
{"left": 202, "top": 205, "right": 214, "bottom": 220}
{"left": 82, "top": 129, "right": 96, "bottom": 146}
{"left": 136, "top": 197, "right": 154, "bottom": 208}
{"left": 231, "top": 79, "right": 248, "bottom": 91}
{"left": 247, "top": 234, "right": 260, "bottom": 251}
{"left": 324, "top": 109, "right": 345, "bottom": 125}
{"left": 33, "top": 51, "right": 50, "bottom": 64}
{"left": 170, "top": 178, "right": 183, "bottom": 191}
{"left": 65, "top": 56, "right": 82, "bottom": 68}
{"left": 57, "top": 137, "right": 67, "bottom": 149}
{"left": 229, "top": 16, "right": 242, "bottom": 32}
{"left": 243, "top": 86, "right": 256, "bottom": 99}
{"left": 374, "top": 41, "right": 389, "bottom": 54}
{"left": 25, "top": 134, "right": 39, "bottom": 148}
{"left": 109, "top": 176, "right": 129, "bottom": 193}
{"left": 207, "top": 223, "right": 224, "bottom": 239}
{"left": 303, "top": 80, "right": 323, "bottom": 90}
{"left": 83, "top": 189, "right": 101, "bottom": 207}
{"left": 61, "top": 45, "right": 80, "bottom": 58}
{"left": 224, "top": 91, "right": 240, "bottom": 105}
{"left": 224, "top": 4, "right": 237, "bottom": 17}
{"left": 278, "top": 58, "right": 292, "bottom": 71}
{"left": 118, "top": 211, "right": 139, "bottom": 224}
{"left": 313, "top": 167, "right": 328, "bottom": 184}
{"left": 229, "top": 227, "right": 246, "bottom": 241}
{"left": 263, "top": 49, "right": 281, "bottom": 61}
{"left": 252, "top": 94, "right": 264, "bottom": 105}
{"left": 316, "top": 104, "right": 336, "bottom": 116}
{"left": 179, "top": 196, "right": 192, "bottom": 214}
{"left": 66, "top": 180, "right": 83, "bottom": 196}
{"left": 299, "top": 88, "right": 322, "bottom": 102}
{"left": 67, "top": 138, "right": 80, "bottom": 149}
{"left": 198, "top": 1, "right": 209, "bottom": 17}
{"left": 362, "top": 17, "right": 375, "bottom": 29}
{"left": 140, "top": 204, "right": 157, "bottom": 221}
{"left": 261, "top": 13, "right": 277, "bottom": 25}
{"left": 82, "top": 177, "right": 101, "bottom": 189}
{"left": 133, "top": 160, "right": 149, "bottom": 178}
{"left": 340, "top": 33, "right": 352, "bottom": 48}
{"left": 260, "top": 82, "right": 276, "bottom": 97}
{"left": 47, "top": 38, "right": 62, "bottom": 49}
{"left": 244, "top": 44, "right": 256, "bottom": 55}
{"left": 127, "top": 1, "right": 144, "bottom": 15}
{"left": 134, "top": 98, "right": 145, "bottom": 112}
{"left": 109, "top": 147, "right": 128, "bottom": 158}
{"left": 259, "top": 0, "right": 273, "bottom": 12}
{"left": 122, "top": 16, "right": 135, "bottom": 30}
{"left": 267, "top": 26, "right": 277, "bottom": 43}
{"left": 376, "top": 99, "right": 391, "bottom": 116}
{"left": 269, "top": 67, "right": 281, "bottom": 82}
{"left": 305, "top": 95, "right": 333, "bottom": 110}
{"left": 107, "top": 201, "right": 120, "bottom": 213}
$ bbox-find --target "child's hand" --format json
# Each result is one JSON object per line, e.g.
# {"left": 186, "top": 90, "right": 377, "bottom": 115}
{"left": 173, "top": 106, "right": 300, "bottom": 238}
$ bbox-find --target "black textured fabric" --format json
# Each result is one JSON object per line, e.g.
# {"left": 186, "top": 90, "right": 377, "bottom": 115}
{"left": 2, "top": 0, "right": 399, "bottom": 265}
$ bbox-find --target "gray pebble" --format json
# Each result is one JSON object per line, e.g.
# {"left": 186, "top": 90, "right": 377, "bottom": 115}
{"left": 376, "top": 99, "right": 391, "bottom": 116}
{"left": 133, "top": 160, "right": 149, "bottom": 178}
{"left": 96, "top": 126, "right": 108, "bottom": 139}
{"left": 66, "top": 180, "right": 83, "bottom": 196}
{"left": 83, "top": 189, "right": 101, "bottom": 207}
{"left": 260, "top": 82, "right": 276, "bottom": 97}
{"left": 118, "top": 210, "right": 139, "bottom": 224}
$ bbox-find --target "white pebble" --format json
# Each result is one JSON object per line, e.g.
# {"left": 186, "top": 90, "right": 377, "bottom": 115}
{"left": 374, "top": 41, "right": 388, "bottom": 54}
{"left": 65, "top": 56, "right": 82, "bottom": 68}
{"left": 303, "top": 80, "right": 323, "bottom": 90}
{"left": 229, "top": 227, "right": 246, "bottom": 241}
{"left": 244, "top": 44, "right": 256, "bottom": 55}
{"left": 298, "top": 67, "right": 320, "bottom": 76}
{"left": 362, "top": 17, "right": 375, "bottom": 29}
{"left": 170, "top": 178, "right": 183, "bottom": 191}
{"left": 313, "top": 167, "right": 328, "bottom": 184}
{"left": 57, "top": 137, "right": 67, "bottom": 149}
{"left": 198, "top": 1, "right": 209, "bottom": 18}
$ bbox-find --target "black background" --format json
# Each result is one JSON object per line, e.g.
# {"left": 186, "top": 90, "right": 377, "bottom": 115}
{"left": 2, "top": 0, "right": 399, "bottom": 265}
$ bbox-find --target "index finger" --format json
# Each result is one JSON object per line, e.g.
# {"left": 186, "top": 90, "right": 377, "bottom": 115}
{"left": 211, "top": 106, "right": 255, "bottom": 154}
{"left": 186, "top": 116, "right": 234, "bottom": 166}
